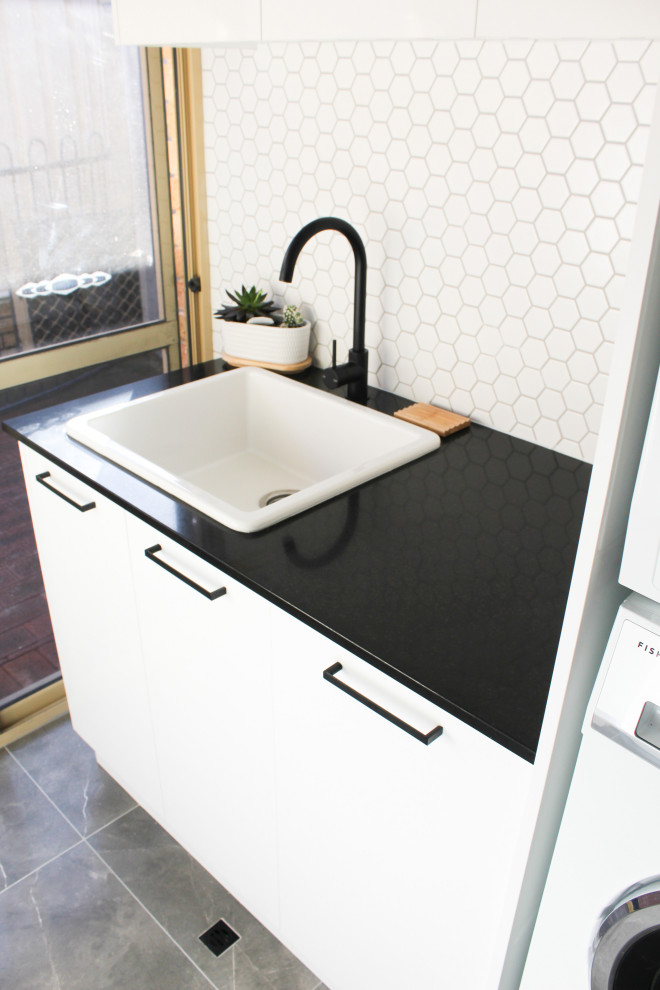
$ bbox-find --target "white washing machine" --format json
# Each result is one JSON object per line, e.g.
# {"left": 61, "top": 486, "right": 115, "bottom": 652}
{"left": 521, "top": 592, "right": 660, "bottom": 989}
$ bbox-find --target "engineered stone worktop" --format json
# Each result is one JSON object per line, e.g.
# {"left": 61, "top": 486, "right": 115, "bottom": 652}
{"left": 3, "top": 359, "right": 591, "bottom": 762}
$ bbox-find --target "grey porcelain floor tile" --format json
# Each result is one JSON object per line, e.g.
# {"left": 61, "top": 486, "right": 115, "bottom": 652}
{"left": 0, "top": 748, "right": 79, "bottom": 890}
{"left": 89, "top": 805, "right": 322, "bottom": 990}
{"left": 0, "top": 841, "right": 213, "bottom": 990}
{"left": 8, "top": 714, "right": 136, "bottom": 836}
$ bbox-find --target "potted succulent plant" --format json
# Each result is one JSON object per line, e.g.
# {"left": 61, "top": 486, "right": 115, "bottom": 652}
{"left": 214, "top": 285, "right": 311, "bottom": 368}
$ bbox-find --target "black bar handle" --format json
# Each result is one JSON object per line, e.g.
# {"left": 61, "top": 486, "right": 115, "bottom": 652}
{"left": 36, "top": 471, "right": 96, "bottom": 512}
{"left": 145, "top": 544, "right": 227, "bottom": 601}
{"left": 323, "top": 662, "right": 443, "bottom": 745}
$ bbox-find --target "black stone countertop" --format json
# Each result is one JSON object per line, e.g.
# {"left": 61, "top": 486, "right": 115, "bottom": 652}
{"left": 3, "top": 359, "right": 591, "bottom": 762}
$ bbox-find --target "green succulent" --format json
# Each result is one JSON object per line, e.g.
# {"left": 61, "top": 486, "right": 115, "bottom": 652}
{"left": 281, "top": 304, "right": 305, "bottom": 328}
{"left": 214, "top": 285, "right": 280, "bottom": 323}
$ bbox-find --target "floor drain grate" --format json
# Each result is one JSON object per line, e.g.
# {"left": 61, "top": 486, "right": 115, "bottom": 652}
{"left": 199, "top": 919, "right": 240, "bottom": 957}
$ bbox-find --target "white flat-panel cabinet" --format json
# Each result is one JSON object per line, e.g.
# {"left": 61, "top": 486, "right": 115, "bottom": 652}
{"left": 20, "top": 446, "right": 164, "bottom": 820}
{"left": 111, "top": 0, "right": 261, "bottom": 45}
{"left": 110, "top": 0, "right": 476, "bottom": 44}
{"left": 21, "top": 444, "right": 534, "bottom": 990}
{"left": 261, "top": 0, "right": 476, "bottom": 41}
{"left": 271, "top": 607, "right": 532, "bottom": 990}
{"left": 125, "top": 514, "right": 279, "bottom": 930}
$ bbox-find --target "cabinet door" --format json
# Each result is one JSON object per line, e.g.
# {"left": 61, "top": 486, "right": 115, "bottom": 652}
{"left": 19, "top": 445, "right": 163, "bottom": 819}
{"left": 261, "top": 0, "right": 476, "bottom": 40}
{"left": 126, "top": 515, "right": 278, "bottom": 929}
{"left": 111, "top": 0, "right": 261, "bottom": 45}
{"left": 271, "top": 609, "right": 532, "bottom": 990}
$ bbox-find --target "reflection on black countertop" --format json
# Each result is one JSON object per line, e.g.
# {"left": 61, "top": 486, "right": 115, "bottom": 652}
{"left": 3, "top": 359, "right": 592, "bottom": 762}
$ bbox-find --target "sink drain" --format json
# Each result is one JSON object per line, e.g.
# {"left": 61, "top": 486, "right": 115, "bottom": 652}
{"left": 259, "top": 489, "right": 299, "bottom": 508}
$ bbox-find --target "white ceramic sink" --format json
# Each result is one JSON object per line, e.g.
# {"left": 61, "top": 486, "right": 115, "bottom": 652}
{"left": 66, "top": 367, "right": 440, "bottom": 532}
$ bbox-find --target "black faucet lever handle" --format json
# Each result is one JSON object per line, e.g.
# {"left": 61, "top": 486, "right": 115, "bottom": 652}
{"left": 331, "top": 338, "right": 337, "bottom": 369}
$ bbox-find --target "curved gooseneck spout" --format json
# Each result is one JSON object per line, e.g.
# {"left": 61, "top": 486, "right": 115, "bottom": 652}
{"left": 279, "top": 217, "right": 369, "bottom": 403}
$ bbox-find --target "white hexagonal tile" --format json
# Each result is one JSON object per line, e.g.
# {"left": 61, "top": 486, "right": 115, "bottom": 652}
{"left": 474, "top": 78, "right": 503, "bottom": 114}
{"left": 535, "top": 209, "right": 565, "bottom": 242}
{"left": 568, "top": 351, "right": 598, "bottom": 384}
{"left": 439, "top": 285, "right": 463, "bottom": 316}
{"left": 519, "top": 118, "right": 550, "bottom": 154}
{"left": 513, "top": 188, "right": 542, "bottom": 222}
{"left": 464, "top": 214, "right": 492, "bottom": 246}
{"left": 526, "top": 42, "right": 560, "bottom": 80}
{"left": 488, "top": 201, "right": 517, "bottom": 235}
{"left": 580, "top": 42, "right": 617, "bottom": 82}
{"left": 415, "top": 323, "right": 438, "bottom": 352}
{"left": 472, "top": 114, "right": 500, "bottom": 150}
{"left": 576, "top": 81, "right": 611, "bottom": 121}
{"left": 577, "top": 285, "right": 609, "bottom": 321}
{"left": 523, "top": 79, "right": 555, "bottom": 116}
{"left": 601, "top": 104, "right": 638, "bottom": 143}
{"left": 571, "top": 121, "right": 606, "bottom": 159}
{"left": 472, "top": 382, "right": 498, "bottom": 412}
{"left": 543, "top": 358, "right": 571, "bottom": 391}
{"left": 581, "top": 252, "right": 615, "bottom": 288}
{"left": 553, "top": 263, "right": 584, "bottom": 297}
{"left": 538, "top": 389, "right": 566, "bottom": 419}
{"left": 480, "top": 293, "right": 507, "bottom": 325}
{"left": 607, "top": 61, "right": 645, "bottom": 103}
{"left": 497, "top": 97, "right": 527, "bottom": 134}
{"left": 456, "top": 304, "right": 482, "bottom": 334}
{"left": 204, "top": 40, "right": 652, "bottom": 461}
{"left": 479, "top": 325, "right": 504, "bottom": 355}
{"left": 448, "top": 128, "right": 476, "bottom": 162}
{"left": 496, "top": 346, "right": 525, "bottom": 377}
{"left": 551, "top": 61, "right": 585, "bottom": 99}
{"left": 596, "top": 143, "right": 631, "bottom": 181}
{"left": 519, "top": 368, "right": 545, "bottom": 398}
{"left": 514, "top": 395, "right": 541, "bottom": 427}
{"left": 550, "top": 297, "right": 580, "bottom": 331}
{"left": 466, "top": 181, "right": 495, "bottom": 215}
{"left": 494, "top": 133, "right": 523, "bottom": 167}
{"left": 389, "top": 74, "right": 414, "bottom": 109}
{"left": 509, "top": 221, "right": 538, "bottom": 255}
{"left": 546, "top": 100, "right": 579, "bottom": 138}
{"left": 528, "top": 273, "right": 556, "bottom": 307}
{"left": 542, "top": 138, "right": 574, "bottom": 174}
{"left": 433, "top": 341, "right": 459, "bottom": 371}
{"left": 586, "top": 216, "right": 620, "bottom": 253}
{"left": 453, "top": 58, "right": 481, "bottom": 95}
{"left": 477, "top": 41, "right": 508, "bottom": 79}
{"left": 563, "top": 381, "right": 592, "bottom": 413}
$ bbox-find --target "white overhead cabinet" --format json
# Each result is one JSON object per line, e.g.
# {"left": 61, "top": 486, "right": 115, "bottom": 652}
{"left": 20, "top": 447, "right": 164, "bottom": 821}
{"left": 109, "top": 0, "right": 476, "bottom": 44}
{"left": 109, "top": 0, "right": 657, "bottom": 44}
{"left": 110, "top": 0, "right": 261, "bottom": 45}
{"left": 261, "top": 0, "right": 477, "bottom": 41}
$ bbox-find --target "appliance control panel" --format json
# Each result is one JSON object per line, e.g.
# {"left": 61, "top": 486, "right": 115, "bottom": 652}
{"left": 592, "top": 595, "right": 660, "bottom": 769}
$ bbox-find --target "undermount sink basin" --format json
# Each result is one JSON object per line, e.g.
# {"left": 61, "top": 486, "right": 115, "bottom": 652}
{"left": 66, "top": 367, "right": 440, "bottom": 532}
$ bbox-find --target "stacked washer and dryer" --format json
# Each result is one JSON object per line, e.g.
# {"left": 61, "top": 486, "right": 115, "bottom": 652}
{"left": 521, "top": 368, "right": 660, "bottom": 990}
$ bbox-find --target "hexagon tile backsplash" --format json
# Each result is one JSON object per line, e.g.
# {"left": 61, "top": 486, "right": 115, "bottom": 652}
{"left": 203, "top": 40, "right": 660, "bottom": 462}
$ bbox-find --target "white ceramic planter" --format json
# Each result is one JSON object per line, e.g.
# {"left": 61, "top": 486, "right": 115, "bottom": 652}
{"left": 220, "top": 319, "right": 311, "bottom": 366}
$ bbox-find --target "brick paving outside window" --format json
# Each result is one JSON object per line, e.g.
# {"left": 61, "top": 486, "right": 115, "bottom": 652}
{"left": 0, "top": 427, "right": 59, "bottom": 703}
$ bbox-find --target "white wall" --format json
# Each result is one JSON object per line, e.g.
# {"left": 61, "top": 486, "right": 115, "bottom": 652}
{"left": 203, "top": 40, "right": 659, "bottom": 461}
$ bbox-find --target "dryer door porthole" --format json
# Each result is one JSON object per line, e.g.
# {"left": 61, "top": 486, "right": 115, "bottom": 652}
{"left": 592, "top": 880, "right": 660, "bottom": 990}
